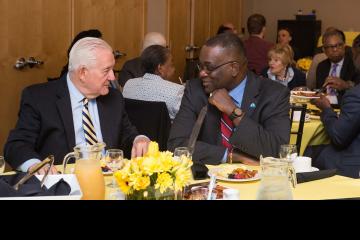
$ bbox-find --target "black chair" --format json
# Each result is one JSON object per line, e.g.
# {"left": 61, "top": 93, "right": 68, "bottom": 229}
{"left": 290, "top": 103, "right": 307, "bottom": 154}
{"left": 124, "top": 98, "right": 171, "bottom": 151}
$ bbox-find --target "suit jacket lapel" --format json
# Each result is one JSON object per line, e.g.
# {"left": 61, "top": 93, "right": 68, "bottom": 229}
{"left": 56, "top": 76, "right": 75, "bottom": 151}
{"left": 241, "top": 72, "right": 260, "bottom": 117}
{"left": 97, "top": 95, "right": 113, "bottom": 147}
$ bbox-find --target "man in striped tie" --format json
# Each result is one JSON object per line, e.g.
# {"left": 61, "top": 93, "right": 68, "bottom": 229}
{"left": 4, "top": 37, "right": 150, "bottom": 174}
{"left": 168, "top": 33, "right": 290, "bottom": 165}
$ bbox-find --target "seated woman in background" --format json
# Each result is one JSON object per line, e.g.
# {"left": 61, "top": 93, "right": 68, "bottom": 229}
{"left": 261, "top": 44, "right": 306, "bottom": 90}
{"left": 123, "top": 45, "right": 185, "bottom": 120}
{"left": 277, "top": 27, "right": 301, "bottom": 60}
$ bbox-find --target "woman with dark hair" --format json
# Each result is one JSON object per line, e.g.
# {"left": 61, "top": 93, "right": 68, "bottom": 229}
{"left": 277, "top": 27, "right": 301, "bottom": 60}
{"left": 122, "top": 45, "right": 184, "bottom": 120}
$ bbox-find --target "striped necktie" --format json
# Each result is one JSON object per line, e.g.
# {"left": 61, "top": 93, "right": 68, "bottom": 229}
{"left": 327, "top": 63, "right": 339, "bottom": 96}
{"left": 220, "top": 113, "right": 234, "bottom": 150}
{"left": 82, "top": 98, "right": 98, "bottom": 145}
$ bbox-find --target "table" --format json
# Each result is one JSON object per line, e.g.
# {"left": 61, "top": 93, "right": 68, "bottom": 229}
{"left": 192, "top": 164, "right": 360, "bottom": 200}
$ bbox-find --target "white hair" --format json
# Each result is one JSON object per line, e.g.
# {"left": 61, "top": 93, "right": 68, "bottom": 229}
{"left": 68, "top": 37, "right": 113, "bottom": 72}
{"left": 142, "top": 32, "right": 167, "bottom": 51}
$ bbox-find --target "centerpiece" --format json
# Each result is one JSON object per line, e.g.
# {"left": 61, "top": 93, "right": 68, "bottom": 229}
{"left": 296, "top": 57, "right": 312, "bottom": 73}
{"left": 114, "top": 142, "right": 193, "bottom": 200}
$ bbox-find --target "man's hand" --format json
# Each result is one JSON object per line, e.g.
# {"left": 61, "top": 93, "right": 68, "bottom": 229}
{"left": 208, "top": 89, "right": 236, "bottom": 115}
{"left": 312, "top": 94, "right": 332, "bottom": 110}
{"left": 28, "top": 163, "right": 58, "bottom": 175}
{"left": 232, "top": 152, "right": 259, "bottom": 166}
{"left": 323, "top": 76, "right": 352, "bottom": 91}
{"left": 131, "top": 136, "right": 151, "bottom": 158}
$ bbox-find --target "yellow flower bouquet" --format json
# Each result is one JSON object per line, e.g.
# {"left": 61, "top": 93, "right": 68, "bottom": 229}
{"left": 114, "top": 142, "right": 193, "bottom": 200}
{"left": 296, "top": 58, "right": 312, "bottom": 72}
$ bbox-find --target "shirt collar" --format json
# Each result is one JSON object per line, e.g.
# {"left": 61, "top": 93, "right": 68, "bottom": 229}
{"left": 143, "top": 73, "right": 164, "bottom": 81}
{"left": 229, "top": 76, "right": 247, "bottom": 106}
{"left": 331, "top": 58, "right": 344, "bottom": 68}
{"left": 67, "top": 73, "right": 85, "bottom": 104}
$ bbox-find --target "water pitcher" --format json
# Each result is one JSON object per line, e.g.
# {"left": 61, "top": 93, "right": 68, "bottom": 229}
{"left": 63, "top": 142, "right": 106, "bottom": 200}
{"left": 256, "top": 157, "right": 297, "bottom": 200}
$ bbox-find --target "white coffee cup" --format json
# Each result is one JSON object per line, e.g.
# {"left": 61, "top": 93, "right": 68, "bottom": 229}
{"left": 292, "top": 156, "right": 312, "bottom": 173}
{"left": 223, "top": 189, "right": 240, "bottom": 200}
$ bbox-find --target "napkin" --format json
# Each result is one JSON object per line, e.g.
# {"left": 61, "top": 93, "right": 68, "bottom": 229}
{"left": 0, "top": 173, "right": 71, "bottom": 197}
{"left": 296, "top": 169, "right": 337, "bottom": 184}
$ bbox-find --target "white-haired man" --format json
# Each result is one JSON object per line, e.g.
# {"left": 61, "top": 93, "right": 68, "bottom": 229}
{"left": 118, "top": 32, "right": 167, "bottom": 87}
{"left": 4, "top": 37, "right": 150, "bottom": 174}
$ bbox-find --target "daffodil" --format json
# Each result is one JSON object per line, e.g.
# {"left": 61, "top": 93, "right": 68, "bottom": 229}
{"left": 155, "top": 172, "right": 174, "bottom": 193}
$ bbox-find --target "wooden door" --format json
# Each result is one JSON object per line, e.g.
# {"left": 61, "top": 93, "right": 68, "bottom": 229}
{"left": 0, "top": 0, "right": 71, "bottom": 150}
{"left": 209, "top": 0, "right": 242, "bottom": 36}
{"left": 73, "top": 0, "right": 146, "bottom": 72}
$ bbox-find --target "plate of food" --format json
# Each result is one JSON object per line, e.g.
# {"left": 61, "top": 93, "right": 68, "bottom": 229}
{"left": 208, "top": 166, "right": 260, "bottom": 182}
{"left": 291, "top": 91, "right": 320, "bottom": 99}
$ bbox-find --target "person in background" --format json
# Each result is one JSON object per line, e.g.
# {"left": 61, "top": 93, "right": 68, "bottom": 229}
{"left": 217, "top": 22, "right": 238, "bottom": 35}
{"left": 4, "top": 37, "right": 150, "bottom": 174}
{"left": 58, "top": 29, "right": 103, "bottom": 79}
{"left": 123, "top": 45, "right": 184, "bottom": 120}
{"left": 118, "top": 32, "right": 167, "bottom": 88}
{"left": 316, "top": 29, "right": 359, "bottom": 104}
{"left": 168, "top": 33, "right": 290, "bottom": 166}
{"left": 261, "top": 44, "right": 306, "bottom": 90}
{"left": 244, "top": 14, "right": 274, "bottom": 75}
{"left": 306, "top": 34, "right": 360, "bottom": 178}
{"left": 277, "top": 27, "right": 301, "bottom": 60}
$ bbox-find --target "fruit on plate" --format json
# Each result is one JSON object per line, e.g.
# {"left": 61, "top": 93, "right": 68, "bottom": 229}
{"left": 228, "top": 168, "right": 258, "bottom": 179}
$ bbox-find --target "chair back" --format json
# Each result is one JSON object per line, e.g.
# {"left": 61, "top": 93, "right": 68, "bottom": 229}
{"left": 124, "top": 98, "right": 171, "bottom": 151}
{"left": 290, "top": 104, "right": 307, "bottom": 154}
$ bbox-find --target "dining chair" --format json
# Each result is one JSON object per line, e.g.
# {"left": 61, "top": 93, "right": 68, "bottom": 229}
{"left": 290, "top": 103, "right": 307, "bottom": 154}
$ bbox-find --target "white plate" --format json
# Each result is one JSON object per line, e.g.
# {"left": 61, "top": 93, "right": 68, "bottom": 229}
{"left": 208, "top": 167, "right": 261, "bottom": 183}
{"left": 296, "top": 167, "right": 319, "bottom": 173}
{"left": 291, "top": 91, "right": 319, "bottom": 99}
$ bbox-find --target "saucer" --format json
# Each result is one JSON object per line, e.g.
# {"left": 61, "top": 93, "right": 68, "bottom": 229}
{"left": 296, "top": 167, "right": 319, "bottom": 173}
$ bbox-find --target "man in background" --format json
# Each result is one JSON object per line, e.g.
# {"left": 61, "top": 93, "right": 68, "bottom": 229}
{"left": 118, "top": 32, "right": 167, "bottom": 87}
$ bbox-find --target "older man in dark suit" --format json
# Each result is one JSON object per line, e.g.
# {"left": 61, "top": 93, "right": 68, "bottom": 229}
{"left": 309, "top": 34, "right": 360, "bottom": 178}
{"left": 4, "top": 37, "right": 150, "bottom": 174}
{"left": 168, "top": 33, "right": 290, "bottom": 165}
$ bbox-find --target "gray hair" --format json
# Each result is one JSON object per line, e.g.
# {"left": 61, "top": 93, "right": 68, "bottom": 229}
{"left": 142, "top": 32, "right": 167, "bottom": 51}
{"left": 68, "top": 37, "right": 113, "bottom": 72}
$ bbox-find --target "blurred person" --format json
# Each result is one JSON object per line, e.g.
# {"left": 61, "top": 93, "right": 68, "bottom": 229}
{"left": 261, "top": 44, "right": 306, "bottom": 90}
{"left": 307, "top": 34, "right": 360, "bottom": 178}
{"left": 244, "top": 14, "right": 274, "bottom": 75}
{"left": 277, "top": 27, "right": 300, "bottom": 60}
{"left": 123, "top": 45, "right": 184, "bottom": 120}
{"left": 118, "top": 32, "right": 167, "bottom": 87}
{"left": 4, "top": 37, "right": 150, "bottom": 174}
{"left": 217, "top": 22, "right": 238, "bottom": 35}
{"left": 168, "top": 33, "right": 290, "bottom": 165}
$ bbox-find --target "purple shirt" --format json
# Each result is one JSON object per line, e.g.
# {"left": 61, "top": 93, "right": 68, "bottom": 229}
{"left": 244, "top": 36, "right": 274, "bottom": 75}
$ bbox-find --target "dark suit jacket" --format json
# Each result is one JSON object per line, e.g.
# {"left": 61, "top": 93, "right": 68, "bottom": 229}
{"left": 118, "top": 57, "right": 144, "bottom": 87}
{"left": 167, "top": 71, "right": 291, "bottom": 165}
{"left": 316, "top": 55, "right": 359, "bottom": 89}
{"left": 4, "top": 75, "right": 138, "bottom": 168}
{"left": 316, "top": 84, "right": 360, "bottom": 178}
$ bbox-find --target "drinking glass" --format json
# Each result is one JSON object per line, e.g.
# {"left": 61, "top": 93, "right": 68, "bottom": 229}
{"left": 105, "top": 149, "right": 124, "bottom": 188}
{"left": 0, "top": 156, "right": 5, "bottom": 174}
{"left": 279, "top": 144, "right": 298, "bottom": 163}
{"left": 174, "top": 147, "right": 192, "bottom": 163}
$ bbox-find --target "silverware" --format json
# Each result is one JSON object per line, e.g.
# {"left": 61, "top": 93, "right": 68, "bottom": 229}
{"left": 40, "top": 155, "right": 55, "bottom": 188}
{"left": 187, "top": 105, "right": 208, "bottom": 155}
{"left": 13, "top": 157, "right": 52, "bottom": 190}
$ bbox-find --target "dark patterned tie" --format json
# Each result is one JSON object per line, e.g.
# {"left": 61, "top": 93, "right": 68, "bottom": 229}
{"left": 82, "top": 98, "right": 98, "bottom": 145}
{"left": 220, "top": 113, "right": 234, "bottom": 150}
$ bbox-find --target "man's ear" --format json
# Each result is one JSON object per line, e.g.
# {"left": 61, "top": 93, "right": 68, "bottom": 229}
{"left": 78, "top": 66, "right": 87, "bottom": 83}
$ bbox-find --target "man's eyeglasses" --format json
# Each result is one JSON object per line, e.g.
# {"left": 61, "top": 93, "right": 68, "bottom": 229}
{"left": 323, "top": 43, "right": 344, "bottom": 51}
{"left": 197, "top": 61, "right": 239, "bottom": 74}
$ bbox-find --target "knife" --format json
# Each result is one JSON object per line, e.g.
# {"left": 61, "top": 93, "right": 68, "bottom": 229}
{"left": 13, "top": 157, "right": 52, "bottom": 190}
{"left": 187, "top": 105, "right": 208, "bottom": 155}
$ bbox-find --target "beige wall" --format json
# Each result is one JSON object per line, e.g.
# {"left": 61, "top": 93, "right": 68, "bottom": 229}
{"left": 242, "top": 0, "right": 360, "bottom": 43}
{"left": 147, "top": 0, "right": 167, "bottom": 36}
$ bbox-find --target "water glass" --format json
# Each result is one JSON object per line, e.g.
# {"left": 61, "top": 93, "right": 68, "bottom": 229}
{"left": 279, "top": 144, "right": 298, "bottom": 163}
{"left": 105, "top": 149, "right": 124, "bottom": 188}
{"left": 174, "top": 147, "right": 192, "bottom": 163}
{"left": 0, "top": 156, "right": 5, "bottom": 174}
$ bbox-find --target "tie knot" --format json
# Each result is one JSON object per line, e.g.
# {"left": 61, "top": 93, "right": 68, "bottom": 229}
{"left": 83, "top": 98, "right": 89, "bottom": 106}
